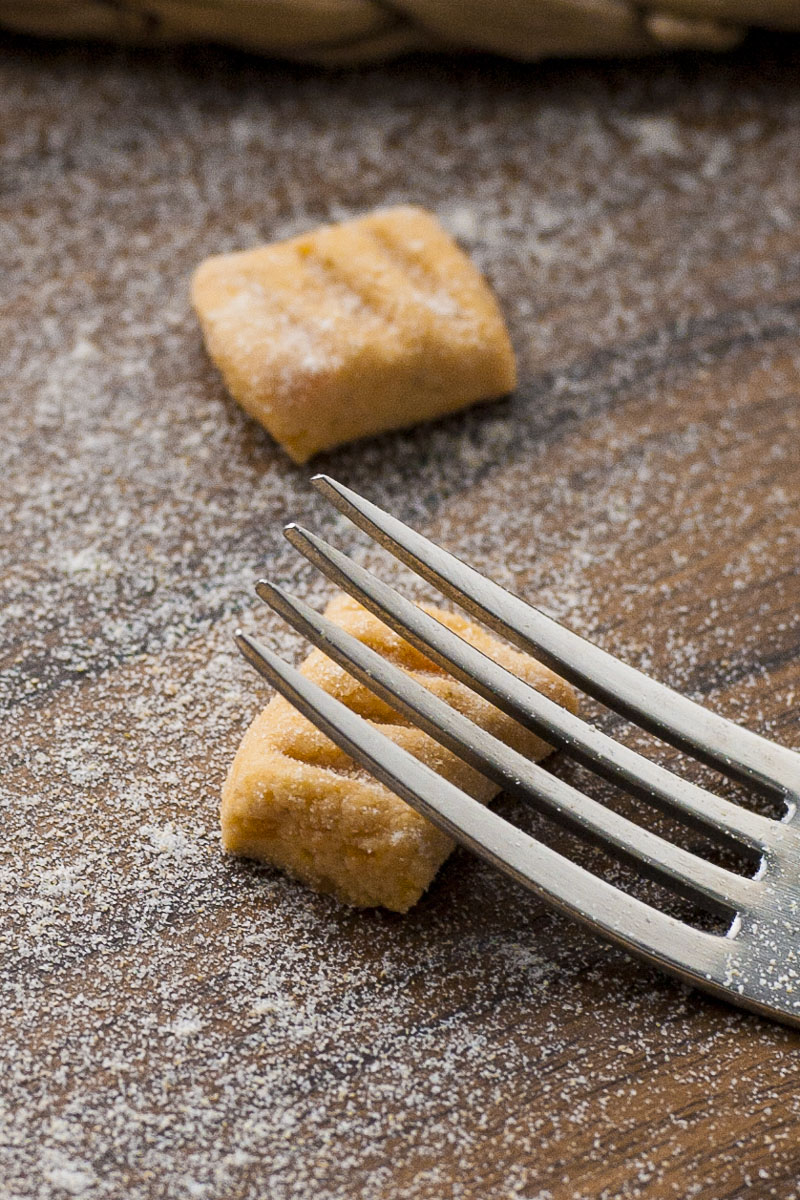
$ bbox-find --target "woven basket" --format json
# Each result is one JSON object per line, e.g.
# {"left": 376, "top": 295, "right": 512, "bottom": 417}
{"left": 2, "top": 1, "right": 798, "bottom": 64}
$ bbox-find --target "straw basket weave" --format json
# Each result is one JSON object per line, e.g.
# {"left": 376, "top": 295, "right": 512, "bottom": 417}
{"left": 2, "top": 1, "right": 797, "bottom": 64}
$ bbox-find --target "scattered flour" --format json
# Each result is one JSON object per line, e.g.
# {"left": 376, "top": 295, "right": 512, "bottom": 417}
{"left": 2, "top": 36, "right": 800, "bottom": 1200}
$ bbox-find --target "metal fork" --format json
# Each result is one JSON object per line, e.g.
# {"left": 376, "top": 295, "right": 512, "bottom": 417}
{"left": 235, "top": 475, "right": 800, "bottom": 1027}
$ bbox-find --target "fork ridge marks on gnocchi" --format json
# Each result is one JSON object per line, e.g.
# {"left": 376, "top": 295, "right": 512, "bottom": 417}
{"left": 191, "top": 205, "right": 517, "bottom": 464}
{"left": 221, "top": 593, "right": 577, "bottom": 912}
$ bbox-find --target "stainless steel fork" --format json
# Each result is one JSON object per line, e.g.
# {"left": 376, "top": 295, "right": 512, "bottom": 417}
{"left": 235, "top": 474, "right": 800, "bottom": 1027}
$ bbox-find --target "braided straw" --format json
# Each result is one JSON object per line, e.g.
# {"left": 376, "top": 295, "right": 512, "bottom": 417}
{"left": 2, "top": 0, "right": 798, "bottom": 64}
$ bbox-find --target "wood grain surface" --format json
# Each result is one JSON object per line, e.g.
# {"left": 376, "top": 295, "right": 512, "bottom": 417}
{"left": 2, "top": 33, "right": 800, "bottom": 1200}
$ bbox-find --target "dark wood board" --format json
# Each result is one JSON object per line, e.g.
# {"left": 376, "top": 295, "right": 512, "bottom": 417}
{"left": 2, "top": 33, "right": 800, "bottom": 1200}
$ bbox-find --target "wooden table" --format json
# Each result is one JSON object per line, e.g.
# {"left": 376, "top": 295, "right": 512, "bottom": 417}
{"left": 3, "top": 33, "right": 799, "bottom": 1200}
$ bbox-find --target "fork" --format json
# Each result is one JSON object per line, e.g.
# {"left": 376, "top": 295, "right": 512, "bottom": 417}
{"left": 235, "top": 475, "right": 800, "bottom": 1027}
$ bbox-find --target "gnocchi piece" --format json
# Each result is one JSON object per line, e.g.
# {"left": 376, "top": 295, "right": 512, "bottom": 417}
{"left": 192, "top": 206, "right": 516, "bottom": 463}
{"left": 221, "top": 593, "right": 577, "bottom": 912}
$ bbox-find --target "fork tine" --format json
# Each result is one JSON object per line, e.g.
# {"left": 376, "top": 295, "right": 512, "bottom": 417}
{"left": 283, "top": 522, "right": 775, "bottom": 853}
{"left": 255, "top": 580, "right": 758, "bottom": 915}
{"left": 311, "top": 474, "right": 799, "bottom": 797}
{"left": 232, "top": 627, "right": 764, "bottom": 1017}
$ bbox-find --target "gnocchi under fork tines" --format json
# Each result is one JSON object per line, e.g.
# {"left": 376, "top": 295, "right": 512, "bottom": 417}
{"left": 236, "top": 475, "right": 800, "bottom": 1027}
